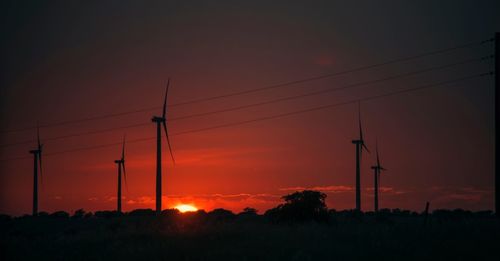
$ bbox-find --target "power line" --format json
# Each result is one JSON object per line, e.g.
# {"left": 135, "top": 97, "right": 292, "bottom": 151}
{"left": 0, "top": 38, "right": 493, "bottom": 134}
{"left": 168, "top": 39, "right": 492, "bottom": 107}
{"left": 46, "top": 137, "right": 155, "bottom": 157}
{"left": 0, "top": 122, "right": 150, "bottom": 148}
{"left": 169, "top": 56, "right": 491, "bottom": 120}
{"left": 1, "top": 71, "right": 491, "bottom": 162}
{"left": 1, "top": 55, "right": 490, "bottom": 149}
{"left": 172, "top": 72, "right": 492, "bottom": 136}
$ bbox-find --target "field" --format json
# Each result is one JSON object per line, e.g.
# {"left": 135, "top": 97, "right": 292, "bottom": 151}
{"left": 1, "top": 210, "right": 499, "bottom": 260}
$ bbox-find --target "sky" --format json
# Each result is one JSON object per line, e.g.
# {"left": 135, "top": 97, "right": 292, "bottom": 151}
{"left": 0, "top": 0, "right": 499, "bottom": 216}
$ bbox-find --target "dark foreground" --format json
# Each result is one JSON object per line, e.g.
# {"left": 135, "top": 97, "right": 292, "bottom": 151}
{"left": 1, "top": 210, "right": 500, "bottom": 261}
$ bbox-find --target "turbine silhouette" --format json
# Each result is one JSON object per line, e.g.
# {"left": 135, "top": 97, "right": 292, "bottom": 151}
{"left": 29, "top": 124, "right": 43, "bottom": 216}
{"left": 371, "top": 140, "right": 387, "bottom": 212}
{"left": 151, "top": 79, "right": 175, "bottom": 215}
{"left": 114, "top": 135, "right": 127, "bottom": 213}
{"left": 351, "top": 102, "right": 369, "bottom": 211}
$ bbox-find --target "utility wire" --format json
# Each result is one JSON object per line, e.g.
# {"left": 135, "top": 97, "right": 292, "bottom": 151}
{"left": 169, "top": 55, "right": 492, "bottom": 120}
{"left": 0, "top": 55, "right": 491, "bottom": 149}
{"left": 168, "top": 39, "right": 492, "bottom": 107}
{"left": 171, "top": 72, "right": 492, "bottom": 136}
{"left": 1, "top": 71, "right": 491, "bottom": 162}
{"left": 0, "top": 122, "right": 150, "bottom": 148}
{"left": 0, "top": 38, "right": 492, "bottom": 134}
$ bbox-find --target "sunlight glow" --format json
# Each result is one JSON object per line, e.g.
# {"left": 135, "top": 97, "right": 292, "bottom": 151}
{"left": 175, "top": 204, "right": 198, "bottom": 213}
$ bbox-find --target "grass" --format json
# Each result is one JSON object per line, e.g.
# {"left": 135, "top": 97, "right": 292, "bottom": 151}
{"left": 1, "top": 212, "right": 499, "bottom": 260}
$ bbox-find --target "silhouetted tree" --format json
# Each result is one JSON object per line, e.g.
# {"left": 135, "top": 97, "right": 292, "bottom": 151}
{"left": 161, "top": 208, "right": 180, "bottom": 217}
{"left": 474, "top": 210, "right": 493, "bottom": 218}
{"left": 50, "top": 211, "right": 69, "bottom": 219}
{"left": 84, "top": 211, "right": 94, "bottom": 219}
{"left": 237, "top": 207, "right": 259, "bottom": 222}
{"left": 38, "top": 211, "right": 49, "bottom": 217}
{"left": 128, "top": 209, "right": 155, "bottom": 217}
{"left": 265, "top": 190, "right": 328, "bottom": 223}
{"left": 72, "top": 209, "right": 86, "bottom": 219}
{"left": 379, "top": 208, "right": 391, "bottom": 215}
{"left": 0, "top": 214, "right": 11, "bottom": 223}
{"left": 240, "top": 207, "right": 258, "bottom": 215}
{"left": 94, "top": 210, "right": 120, "bottom": 218}
{"left": 159, "top": 208, "right": 181, "bottom": 225}
{"left": 208, "top": 208, "right": 235, "bottom": 222}
{"left": 196, "top": 209, "right": 207, "bottom": 215}
{"left": 391, "top": 209, "right": 411, "bottom": 217}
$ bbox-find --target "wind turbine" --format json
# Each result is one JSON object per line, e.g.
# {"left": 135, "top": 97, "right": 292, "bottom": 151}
{"left": 151, "top": 79, "right": 175, "bottom": 215}
{"left": 351, "top": 103, "right": 369, "bottom": 211}
{"left": 371, "top": 140, "right": 386, "bottom": 212}
{"left": 29, "top": 124, "right": 43, "bottom": 216}
{"left": 114, "top": 135, "right": 127, "bottom": 213}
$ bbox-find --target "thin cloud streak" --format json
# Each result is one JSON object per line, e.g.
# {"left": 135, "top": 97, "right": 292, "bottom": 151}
{"left": 280, "top": 185, "right": 354, "bottom": 193}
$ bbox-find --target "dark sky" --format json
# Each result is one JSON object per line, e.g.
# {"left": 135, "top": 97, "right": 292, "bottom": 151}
{"left": 1, "top": 0, "right": 499, "bottom": 215}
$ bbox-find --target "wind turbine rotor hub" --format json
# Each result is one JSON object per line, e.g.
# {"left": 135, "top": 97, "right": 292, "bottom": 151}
{"left": 151, "top": 116, "right": 165, "bottom": 122}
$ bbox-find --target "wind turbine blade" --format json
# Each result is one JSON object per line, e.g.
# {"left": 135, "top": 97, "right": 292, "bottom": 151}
{"left": 37, "top": 123, "right": 41, "bottom": 150}
{"left": 377, "top": 170, "right": 380, "bottom": 193}
{"left": 376, "top": 140, "right": 380, "bottom": 167}
{"left": 359, "top": 145, "right": 363, "bottom": 165}
{"left": 162, "top": 122, "right": 176, "bottom": 164}
{"left": 39, "top": 151, "right": 43, "bottom": 186}
{"left": 37, "top": 122, "right": 43, "bottom": 186}
{"left": 358, "top": 102, "right": 369, "bottom": 154}
{"left": 121, "top": 134, "right": 126, "bottom": 161}
{"left": 377, "top": 171, "right": 381, "bottom": 189}
{"left": 122, "top": 162, "right": 128, "bottom": 193}
{"left": 358, "top": 116, "right": 363, "bottom": 142}
{"left": 362, "top": 143, "right": 370, "bottom": 153}
{"left": 162, "top": 78, "right": 170, "bottom": 119}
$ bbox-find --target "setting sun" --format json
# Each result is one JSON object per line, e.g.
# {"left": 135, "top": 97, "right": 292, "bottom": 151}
{"left": 175, "top": 204, "right": 198, "bottom": 213}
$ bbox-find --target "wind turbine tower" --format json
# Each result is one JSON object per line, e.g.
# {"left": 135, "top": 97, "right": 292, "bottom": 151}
{"left": 151, "top": 79, "right": 175, "bottom": 215}
{"left": 29, "top": 125, "right": 43, "bottom": 216}
{"left": 114, "top": 135, "right": 127, "bottom": 213}
{"left": 371, "top": 140, "right": 386, "bottom": 212}
{"left": 352, "top": 103, "right": 369, "bottom": 211}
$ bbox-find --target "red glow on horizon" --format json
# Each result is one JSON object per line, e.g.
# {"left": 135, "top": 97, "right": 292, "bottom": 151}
{"left": 174, "top": 204, "right": 198, "bottom": 213}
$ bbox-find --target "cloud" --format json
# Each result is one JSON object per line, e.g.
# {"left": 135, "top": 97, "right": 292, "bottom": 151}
{"left": 126, "top": 196, "right": 154, "bottom": 205}
{"left": 280, "top": 185, "right": 354, "bottom": 193}
{"left": 430, "top": 187, "right": 492, "bottom": 204}
{"left": 365, "top": 187, "right": 409, "bottom": 195}
{"left": 106, "top": 196, "right": 117, "bottom": 202}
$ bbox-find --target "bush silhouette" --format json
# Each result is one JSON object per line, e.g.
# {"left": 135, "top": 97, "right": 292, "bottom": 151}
{"left": 208, "top": 208, "right": 235, "bottom": 222}
{"left": 49, "top": 211, "right": 69, "bottom": 219}
{"left": 72, "top": 209, "right": 86, "bottom": 219}
{"left": 239, "top": 207, "right": 258, "bottom": 216}
{"left": 94, "top": 210, "right": 121, "bottom": 218}
{"left": 127, "top": 209, "right": 155, "bottom": 217}
{"left": 0, "top": 214, "right": 11, "bottom": 223}
{"left": 161, "top": 208, "right": 180, "bottom": 217}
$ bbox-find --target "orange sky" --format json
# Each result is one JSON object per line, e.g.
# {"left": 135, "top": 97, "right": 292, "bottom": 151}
{"left": 0, "top": 1, "right": 497, "bottom": 216}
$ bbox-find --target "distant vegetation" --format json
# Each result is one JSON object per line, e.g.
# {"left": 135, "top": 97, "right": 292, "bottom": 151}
{"left": 265, "top": 190, "right": 329, "bottom": 223}
{"left": 1, "top": 190, "right": 499, "bottom": 260}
